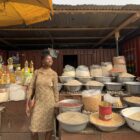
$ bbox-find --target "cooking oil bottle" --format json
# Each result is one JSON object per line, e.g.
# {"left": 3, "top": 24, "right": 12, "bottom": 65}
{"left": 7, "top": 57, "right": 13, "bottom": 72}
{"left": 24, "top": 60, "right": 29, "bottom": 73}
{"left": 30, "top": 60, "right": 34, "bottom": 73}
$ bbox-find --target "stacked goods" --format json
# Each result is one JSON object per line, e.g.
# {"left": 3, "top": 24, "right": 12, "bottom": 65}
{"left": 0, "top": 59, "right": 34, "bottom": 86}
{"left": 90, "top": 113, "right": 124, "bottom": 127}
{"left": 90, "top": 65, "right": 102, "bottom": 77}
{"left": 90, "top": 112, "right": 125, "bottom": 132}
{"left": 57, "top": 112, "right": 89, "bottom": 132}
{"left": 64, "top": 80, "right": 82, "bottom": 86}
{"left": 82, "top": 90, "right": 101, "bottom": 112}
{"left": 113, "top": 56, "right": 127, "bottom": 73}
{"left": 76, "top": 65, "right": 90, "bottom": 78}
{"left": 118, "top": 72, "right": 135, "bottom": 83}
{"left": 119, "top": 72, "right": 135, "bottom": 78}
{"left": 64, "top": 80, "right": 82, "bottom": 92}
{"left": 104, "top": 94, "right": 123, "bottom": 108}
{"left": 86, "top": 81, "right": 104, "bottom": 86}
{"left": 59, "top": 99, "right": 83, "bottom": 112}
{"left": 105, "top": 82, "right": 123, "bottom": 91}
{"left": 62, "top": 65, "right": 75, "bottom": 77}
{"left": 59, "top": 76, "right": 75, "bottom": 83}
{"left": 124, "top": 96, "right": 140, "bottom": 106}
{"left": 85, "top": 80, "right": 104, "bottom": 90}
{"left": 113, "top": 56, "right": 126, "bottom": 64}
{"left": 101, "top": 62, "right": 113, "bottom": 77}
{"left": 57, "top": 112, "right": 88, "bottom": 125}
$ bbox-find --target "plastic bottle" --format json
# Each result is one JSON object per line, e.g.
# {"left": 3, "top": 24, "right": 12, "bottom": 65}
{"left": 30, "top": 60, "right": 34, "bottom": 73}
{"left": 24, "top": 60, "right": 29, "bottom": 73}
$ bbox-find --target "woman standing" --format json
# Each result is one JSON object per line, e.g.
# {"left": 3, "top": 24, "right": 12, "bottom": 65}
{"left": 26, "top": 51, "right": 59, "bottom": 140}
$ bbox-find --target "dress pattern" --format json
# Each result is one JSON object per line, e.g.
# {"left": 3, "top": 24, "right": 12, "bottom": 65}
{"left": 27, "top": 67, "right": 59, "bottom": 132}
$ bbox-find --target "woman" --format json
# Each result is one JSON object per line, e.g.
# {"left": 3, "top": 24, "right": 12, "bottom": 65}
{"left": 26, "top": 51, "right": 59, "bottom": 140}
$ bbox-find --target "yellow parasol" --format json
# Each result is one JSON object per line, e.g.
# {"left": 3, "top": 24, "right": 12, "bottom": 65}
{"left": 0, "top": 0, "right": 53, "bottom": 27}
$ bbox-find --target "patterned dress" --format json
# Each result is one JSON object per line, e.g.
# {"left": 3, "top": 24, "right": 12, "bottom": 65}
{"left": 27, "top": 67, "right": 59, "bottom": 132}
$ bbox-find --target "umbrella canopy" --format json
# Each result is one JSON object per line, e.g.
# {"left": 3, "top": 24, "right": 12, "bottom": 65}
{"left": 0, "top": 0, "right": 53, "bottom": 27}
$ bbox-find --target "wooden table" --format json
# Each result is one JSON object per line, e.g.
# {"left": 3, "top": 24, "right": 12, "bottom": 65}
{"left": 60, "top": 126, "right": 140, "bottom": 140}
{"left": 0, "top": 94, "right": 139, "bottom": 140}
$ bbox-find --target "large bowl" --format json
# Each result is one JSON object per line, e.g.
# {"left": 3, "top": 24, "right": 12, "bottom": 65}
{"left": 85, "top": 85, "right": 104, "bottom": 91}
{"left": 121, "top": 107, "right": 140, "bottom": 132}
{"left": 90, "top": 112, "right": 125, "bottom": 132}
{"left": 57, "top": 112, "right": 89, "bottom": 133}
{"left": 105, "top": 82, "right": 123, "bottom": 91}
{"left": 59, "top": 76, "right": 75, "bottom": 83}
{"left": 123, "top": 97, "right": 140, "bottom": 107}
{"left": 125, "top": 82, "right": 140, "bottom": 94}
{"left": 59, "top": 99, "right": 83, "bottom": 112}
{"left": 94, "top": 76, "right": 112, "bottom": 83}
{"left": 64, "top": 85, "right": 82, "bottom": 92}
{"left": 117, "top": 77, "right": 135, "bottom": 83}
{"left": 77, "top": 77, "right": 92, "bottom": 84}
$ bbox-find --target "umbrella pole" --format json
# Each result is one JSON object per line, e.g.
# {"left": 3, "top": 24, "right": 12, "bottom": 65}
{"left": 115, "top": 32, "right": 120, "bottom": 56}
{"left": 116, "top": 39, "right": 119, "bottom": 56}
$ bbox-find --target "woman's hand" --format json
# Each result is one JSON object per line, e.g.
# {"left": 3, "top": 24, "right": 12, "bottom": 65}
{"left": 54, "top": 102, "right": 59, "bottom": 116}
{"left": 26, "top": 105, "right": 30, "bottom": 117}
{"left": 26, "top": 100, "right": 31, "bottom": 117}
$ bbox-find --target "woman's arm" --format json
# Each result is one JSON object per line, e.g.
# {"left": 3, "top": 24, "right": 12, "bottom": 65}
{"left": 26, "top": 70, "right": 38, "bottom": 116}
{"left": 26, "top": 70, "right": 38, "bottom": 100}
{"left": 53, "top": 72, "right": 59, "bottom": 103}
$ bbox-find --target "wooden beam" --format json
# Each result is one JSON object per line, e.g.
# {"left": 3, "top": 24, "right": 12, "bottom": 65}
{"left": 95, "top": 13, "right": 140, "bottom": 47}
{"left": 1, "top": 37, "right": 113, "bottom": 40}
{"left": 14, "top": 42, "right": 115, "bottom": 46}
{"left": 54, "top": 9, "right": 140, "bottom": 14}
{"left": 0, "top": 38, "right": 13, "bottom": 47}
{"left": 0, "top": 27, "right": 138, "bottom": 31}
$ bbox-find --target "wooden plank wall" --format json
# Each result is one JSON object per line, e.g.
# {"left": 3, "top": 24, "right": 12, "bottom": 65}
{"left": 8, "top": 49, "right": 116, "bottom": 75}
{"left": 121, "top": 36, "right": 140, "bottom": 76}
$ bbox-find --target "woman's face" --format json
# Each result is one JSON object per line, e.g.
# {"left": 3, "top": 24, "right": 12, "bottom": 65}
{"left": 42, "top": 55, "right": 53, "bottom": 67}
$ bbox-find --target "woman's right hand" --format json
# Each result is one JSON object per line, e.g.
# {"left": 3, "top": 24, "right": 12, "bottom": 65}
{"left": 26, "top": 100, "right": 31, "bottom": 117}
{"left": 26, "top": 105, "right": 30, "bottom": 117}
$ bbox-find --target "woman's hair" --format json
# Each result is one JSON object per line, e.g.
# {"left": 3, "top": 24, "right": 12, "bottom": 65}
{"left": 41, "top": 49, "right": 51, "bottom": 60}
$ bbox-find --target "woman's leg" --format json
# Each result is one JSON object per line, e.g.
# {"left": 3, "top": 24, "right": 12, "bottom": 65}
{"left": 31, "top": 132, "right": 39, "bottom": 140}
{"left": 45, "top": 131, "right": 53, "bottom": 140}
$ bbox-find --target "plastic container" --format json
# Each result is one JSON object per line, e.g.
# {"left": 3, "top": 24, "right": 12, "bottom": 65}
{"left": 76, "top": 65, "right": 90, "bottom": 78}
{"left": 101, "top": 62, "right": 113, "bottom": 77}
{"left": 90, "top": 65, "right": 102, "bottom": 77}
{"left": 82, "top": 89, "right": 101, "bottom": 112}
{"left": 113, "top": 56, "right": 126, "bottom": 65}
{"left": 59, "top": 99, "right": 83, "bottom": 112}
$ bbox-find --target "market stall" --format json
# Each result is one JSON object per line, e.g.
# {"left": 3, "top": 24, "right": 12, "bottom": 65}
{"left": 0, "top": 1, "right": 140, "bottom": 140}
{"left": 0, "top": 50, "right": 140, "bottom": 140}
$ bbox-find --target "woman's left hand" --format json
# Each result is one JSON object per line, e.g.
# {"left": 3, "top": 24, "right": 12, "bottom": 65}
{"left": 54, "top": 103, "right": 59, "bottom": 116}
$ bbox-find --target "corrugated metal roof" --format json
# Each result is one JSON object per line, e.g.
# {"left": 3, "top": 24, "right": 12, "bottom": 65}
{"left": 0, "top": 4, "right": 140, "bottom": 48}
{"left": 53, "top": 4, "right": 140, "bottom": 11}
{"left": 53, "top": 0, "right": 140, "bottom": 6}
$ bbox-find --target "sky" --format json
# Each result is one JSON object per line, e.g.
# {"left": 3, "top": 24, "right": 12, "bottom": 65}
{"left": 53, "top": 0, "right": 140, "bottom": 5}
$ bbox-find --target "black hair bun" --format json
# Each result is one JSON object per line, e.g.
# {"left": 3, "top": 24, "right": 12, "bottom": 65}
{"left": 42, "top": 49, "right": 50, "bottom": 56}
